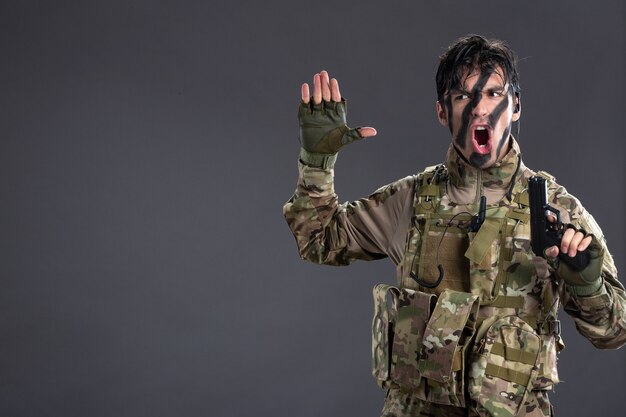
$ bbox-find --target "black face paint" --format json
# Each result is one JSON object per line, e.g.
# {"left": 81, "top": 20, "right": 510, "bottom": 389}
{"left": 488, "top": 92, "right": 511, "bottom": 160}
{"left": 453, "top": 69, "right": 493, "bottom": 149}
{"left": 469, "top": 93, "right": 510, "bottom": 166}
{"left": 495, "top": 125, "right": 511, "bottom": 161}
{"left": 488, "top": 92, "right": 510, "bottom": 128}
{"left": 469, "top": 152, "right": 491, "bottom": 167}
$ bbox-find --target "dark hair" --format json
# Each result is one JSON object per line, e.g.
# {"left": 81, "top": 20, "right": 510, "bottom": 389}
{"left": 435, "top": 35, "right": 520, "bottom": 102}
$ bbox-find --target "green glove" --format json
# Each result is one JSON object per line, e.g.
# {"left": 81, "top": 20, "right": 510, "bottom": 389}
{"left": 298, "top": 99, "right": 363, "bottom": 168}
{"left": 554, "top": 234, "right": 605, "bottom": 296}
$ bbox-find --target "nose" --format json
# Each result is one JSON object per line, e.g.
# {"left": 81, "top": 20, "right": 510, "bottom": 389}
{"left": 472, "top": 96, "right": 489, "bottom": 118}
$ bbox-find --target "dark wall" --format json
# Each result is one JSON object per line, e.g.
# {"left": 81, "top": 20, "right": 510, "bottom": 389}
{"left": 1, "top": 1, "right": 624, "bottom": 416}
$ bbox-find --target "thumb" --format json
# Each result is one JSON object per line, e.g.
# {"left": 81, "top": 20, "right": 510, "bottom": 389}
{"left": 357, "top": 127, "right": 377, "bottom": 138}
{"left": 544, "top": 245, "right": 559, "bottom": 259}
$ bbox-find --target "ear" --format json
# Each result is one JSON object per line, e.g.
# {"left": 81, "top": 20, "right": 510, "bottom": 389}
{"left": 512, "top": 93, "right": 521, "bottom": 122}
{"left": 436, "top": 101, "right": 448, "bottom": 126}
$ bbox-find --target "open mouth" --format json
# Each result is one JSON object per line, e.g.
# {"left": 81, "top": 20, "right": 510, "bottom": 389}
{"left": 472, "top": 125, "right": 492, "bottom": 154}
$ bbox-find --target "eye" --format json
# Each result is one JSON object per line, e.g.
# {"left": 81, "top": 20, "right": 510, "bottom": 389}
{"left": 488, "top": 90, "right": 505, "bottom": 97}
{"left": 454, "top": 94, "right": 470, "bottom": 101}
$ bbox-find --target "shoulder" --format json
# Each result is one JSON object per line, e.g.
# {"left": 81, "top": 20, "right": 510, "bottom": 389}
{"left": 523, "top": 168, "right": 602, "bottom": 236}
{"left": 521, "top": 167, "right": 579, "bottom": 210}
{"left": 366, "top": 174, "right": 417, "bottom": 205}
{"left": 538, "top": 171, "right": 584, "bottom": 220}
{"left": 367, "top": 163, "right": 445, "bottom": 200}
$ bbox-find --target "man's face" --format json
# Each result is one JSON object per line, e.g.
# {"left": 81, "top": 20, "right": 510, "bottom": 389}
{"left": 437, "top": 67, "right": 520, "bottom": 168}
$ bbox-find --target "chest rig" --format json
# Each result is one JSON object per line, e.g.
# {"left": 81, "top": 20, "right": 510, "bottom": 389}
{"left": 372, "top": 164, "right": 563, "bottom": 410}
{"left": 399, "top": 164, "right": 546, "bottom": 308}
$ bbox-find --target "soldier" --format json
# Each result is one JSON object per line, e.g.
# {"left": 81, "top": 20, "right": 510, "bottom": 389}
{"left": 283, "top": 35, "right": 626, "bottom": 417}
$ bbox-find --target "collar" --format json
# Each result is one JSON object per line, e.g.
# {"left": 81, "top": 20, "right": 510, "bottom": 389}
{"left": 444, "top": 136, "right": 525, "bottom": 205}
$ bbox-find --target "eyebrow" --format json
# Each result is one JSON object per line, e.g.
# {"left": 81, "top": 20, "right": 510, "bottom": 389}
{"left": 448, "top": 81, "right": 509, "bottom": 96}
{"left": 484, "top": 82, "right": 509, "bottom": 92}
{"left": 447, "top": 87, "right": 505, "bottom": 97}
{"left": 448, "top": 88, "right": 471, "bottom": 95}
{"left": 447, "top": 82, "right": 509, "bottom": 94}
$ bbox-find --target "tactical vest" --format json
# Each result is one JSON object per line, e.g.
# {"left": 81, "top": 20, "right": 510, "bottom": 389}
{"left": 372, "top": 165, "right": 563, "bottom": 416}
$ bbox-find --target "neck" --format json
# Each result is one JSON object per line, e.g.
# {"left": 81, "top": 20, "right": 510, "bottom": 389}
{"left": 445, "top": 136, "right": 524, "bottom": 205}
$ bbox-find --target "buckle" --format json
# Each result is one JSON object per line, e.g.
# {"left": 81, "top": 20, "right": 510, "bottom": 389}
{"left": 432, "top": 164, "right": 448, "bottom": 183}
{"left": 539, "top": 319, "right": 561, "bottom": 336}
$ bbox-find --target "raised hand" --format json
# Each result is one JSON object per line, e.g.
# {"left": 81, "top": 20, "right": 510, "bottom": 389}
{"left": 298, "top": 71, "right": 376, "bottom": 158}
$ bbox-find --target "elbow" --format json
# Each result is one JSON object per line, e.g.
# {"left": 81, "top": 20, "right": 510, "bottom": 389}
{"left": 298, "top": 241, "right": 330, "bottom": 265}
{"left": 584, "top": 324, "right": 626, "bottom": 350}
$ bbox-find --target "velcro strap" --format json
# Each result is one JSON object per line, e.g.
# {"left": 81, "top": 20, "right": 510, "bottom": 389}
{"left": 417, "top": 290, "right": 479, "bottom": 383}
{"left": 514, "top": 191, "right": 529, "bottom": 207}
{"left": 464, "top": 217, "right": 505, "bottom": 264}
{"left": 501, "top": 246, "right": 513, "bottom": 261}
{"left": 490, "top": 342, "right": 537, "bottom": 365}
{"left": 485, "top": 363, "right": 531, "bottom": 386}
{"left": 538, "top": 319, "right": 561, "bottom": 336}
{"left": 506, "top": 208, "right": 530, "bottom": 223}
{"left": 486, "top": 295, "right": 525, "bottom": 309}
{"left": 452, "top": 349, "right": 463, "bottom": 372}
{"left": 537, "top": 170, "right": 555, "bottom": 181}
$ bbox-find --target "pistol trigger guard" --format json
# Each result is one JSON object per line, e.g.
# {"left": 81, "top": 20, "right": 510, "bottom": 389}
{"left": 544, "top": 206, "right": 563, "bottom": 234}
{"left": 544, "top": 206, "right": 561, "bottom": 224}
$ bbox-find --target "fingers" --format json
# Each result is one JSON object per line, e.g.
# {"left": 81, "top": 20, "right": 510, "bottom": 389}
{"left": 357, "top": 127, "right": 378, "bottom": 138}
{"left": 567, "top": 230, "right": 585, "bottom": 257}
{"left": 301, "top": 83, "right": 309, "bottom": 103}
{"left": 579, "top": 235, "right": 593, "bottom": 251}
{"left": 330, "top": 78, "right": 341, "bottom": 102}
{"left": 320, "top": 71, "right": 331, "bottom": 101}
{"left": 544, "top": 213, "right": 589, "bottom": 257}
{"left": 305, "top": 71, "right": 342, "bottom": 105}
{"left": 560, "top": 227, "right": 590, "bottom": 257}
{"left": 312, "top": 73, "right": 322, "bottom": 104}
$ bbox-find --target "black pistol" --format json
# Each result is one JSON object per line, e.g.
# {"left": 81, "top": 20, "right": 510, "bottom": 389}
{"left": 528, "top": 176, "right": 590, "bottom": 270}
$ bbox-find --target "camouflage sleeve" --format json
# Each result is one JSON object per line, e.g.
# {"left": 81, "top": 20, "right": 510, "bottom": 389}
{"left": 282, "top": 160, "right": 415, "bottom": 266}
{"left": 550, "top": 183, "right": 626, "bottom": 349}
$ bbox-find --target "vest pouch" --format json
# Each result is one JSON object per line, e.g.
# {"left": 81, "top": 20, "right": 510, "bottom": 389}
{"left": 371, "top": 285, "right": 437, "bottom": 389}
{"left": 469, "top": 315, "right": 542, "bottom": 417}
{"left": 532, "top": 332, "right": 562, "bottom": 390}
{"left": 404, "top": 216, "right": 470, "bottom": 294}
{"left": 466, "top": 219, "right": 503, "bottom": 304}
{"left": 416, "top": 289, "right": 479, "bottom": 407}
{"left": 389, "top": 288, "right": 437, "bottom": 387}
{"left": 371, "top": 284, "right": 398, "bottom": 388}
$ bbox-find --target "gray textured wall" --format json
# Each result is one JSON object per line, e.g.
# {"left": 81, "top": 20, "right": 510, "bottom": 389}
{"left": 1, "top": 1, "right": 624, "bottom": 416}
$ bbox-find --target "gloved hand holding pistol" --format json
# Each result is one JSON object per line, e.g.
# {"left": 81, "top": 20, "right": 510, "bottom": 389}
{"left": 544, "top": 221, "right": 605, "bottom": 296}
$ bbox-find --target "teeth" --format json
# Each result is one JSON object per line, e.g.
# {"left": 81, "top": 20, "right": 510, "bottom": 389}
{"left": 476, "top": 126, "right": 487, "bottom": 130}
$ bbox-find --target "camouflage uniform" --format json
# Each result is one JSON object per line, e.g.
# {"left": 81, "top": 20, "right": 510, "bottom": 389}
{"left": 283, "top": 138, "right": 626, "bottom": 417}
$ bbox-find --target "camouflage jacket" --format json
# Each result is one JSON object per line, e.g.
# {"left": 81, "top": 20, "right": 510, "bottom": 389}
{"left": 283, "top": 138, "right": 626, "bottom": 394}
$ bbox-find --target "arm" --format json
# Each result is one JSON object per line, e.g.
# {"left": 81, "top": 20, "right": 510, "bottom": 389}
{"left": 283, "top": 70, "right": 413, "bottom": 266}
{"left": 283, "top": 161, "right": 414, "bottom": 266}
{"left": 549, "top": 184, "right": 626, "bottom": 349}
